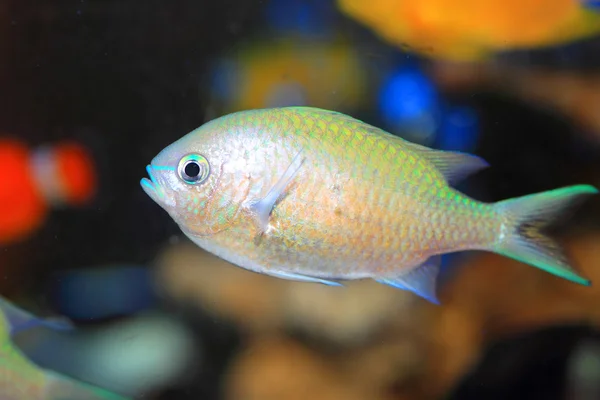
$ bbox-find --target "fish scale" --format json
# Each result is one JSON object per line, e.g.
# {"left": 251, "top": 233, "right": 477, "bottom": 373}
{"left": 220, "top": 109, "right": 484, "bottom": 270}
{"left": 142, "top": 106, "right": 597, "bottom": 303}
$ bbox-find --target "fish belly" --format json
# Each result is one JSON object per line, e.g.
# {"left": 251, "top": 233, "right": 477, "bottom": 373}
{"left": 187, "top": 184, "right": 454, "bottom": 281}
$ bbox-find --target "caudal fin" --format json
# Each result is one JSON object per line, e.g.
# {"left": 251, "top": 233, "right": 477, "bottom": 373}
{"left": 493, "top": 184, "right": 598, "bottom": 285}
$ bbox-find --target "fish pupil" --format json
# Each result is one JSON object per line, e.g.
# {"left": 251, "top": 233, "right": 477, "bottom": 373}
{"left": 185, "top": 161, "right": 201, "bottom": 178}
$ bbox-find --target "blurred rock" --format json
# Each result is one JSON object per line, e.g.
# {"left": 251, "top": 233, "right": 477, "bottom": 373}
{"left": 567, "top": 336, "right": 600, "bottom": 400}
{"left": 154, "top": 241, "right": 286, "bottom": 334}
{"left": 224, "top": 336, "right": 389, "bottom": 400}
{"left": 446, "top": 324, "right": 597, "bottom": 400}
{"left": 336, "top": 332, "right": 425, "bottom": 394}
{"left": 155, "top": 240, "right": 423, "bottom": 346}
{"left": 420, "top": 232, "right": 600, "bottom": 398}
{"left": 422, "top": 303, "right": 484, "bottom": 398}
{"left": 154, "top": 231, "right": 600, "bottom": 399}
{"left": 281, "top": 279, "right": 418, "bottom": 346}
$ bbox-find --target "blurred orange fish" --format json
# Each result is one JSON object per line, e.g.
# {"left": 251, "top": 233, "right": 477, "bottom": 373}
{"left": 0, "top": 138, "right": 96, "bottom": 246}
{"left": 337, "top": 0, "right": 600, "bottom": 61}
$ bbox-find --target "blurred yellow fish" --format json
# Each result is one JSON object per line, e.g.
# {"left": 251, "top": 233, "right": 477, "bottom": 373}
{"left": 0, "top": 296, "right": 129, "bottom": 400}
{"left": 337, "top": 0, "right": 600, "bottom": 61}
{"left": 141, "top": 107, "right": 597, "bottom": 303}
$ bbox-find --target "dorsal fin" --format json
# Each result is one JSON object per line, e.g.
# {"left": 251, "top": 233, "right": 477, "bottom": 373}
{"left": 348, "top": 116, "right": 489, "bottom": 186}
{"left": 398, "top": 139, "right": 489, "bottom": 185}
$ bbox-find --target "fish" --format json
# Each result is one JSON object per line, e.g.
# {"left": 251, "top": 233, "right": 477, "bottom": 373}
{"left": 0, "top": 295, "right": 130, "bottom": 399}
{"left": 336, "top": 0, "right": 600, "bottom": 61}
{"left": 0, "top": 138, "right": 97, "bottom": 246}
{"left": 140, "top": 106, "right": 597, "bottom": 303}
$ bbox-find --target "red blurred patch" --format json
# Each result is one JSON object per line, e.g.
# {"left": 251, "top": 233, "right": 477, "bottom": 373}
{"left": 54, "top": 142, "right": 96, "bottom": 205}
{"left": 0, "top": 139, "right": 46, "bottom": 244}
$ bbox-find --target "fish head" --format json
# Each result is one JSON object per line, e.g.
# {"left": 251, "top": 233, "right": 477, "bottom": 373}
{"left": 141, "top": 119, "right": 251, "bottom": 236}
{"left": 141, "top": 148, "right": 213, "bottom": 214}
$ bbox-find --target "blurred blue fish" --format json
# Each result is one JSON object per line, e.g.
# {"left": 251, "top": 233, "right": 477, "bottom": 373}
{"left": 0, "top": 295, "right": 130, "bottom": 399}
{"left": 51, "top": 265, "right": 156, "bottom": 321}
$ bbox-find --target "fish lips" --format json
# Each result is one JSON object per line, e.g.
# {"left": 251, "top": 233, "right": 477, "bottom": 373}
{"left": 140, "top": 165, "right": 175, "bottom": 209}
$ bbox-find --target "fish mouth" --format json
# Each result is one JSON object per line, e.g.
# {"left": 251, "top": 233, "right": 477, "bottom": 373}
{"left": 141, "top": 165, "right": 168, "bottom": 206}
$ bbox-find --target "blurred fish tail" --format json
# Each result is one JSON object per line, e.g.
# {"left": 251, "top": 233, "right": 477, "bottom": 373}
{"left": 45, "top": 370, "right": 130, "bottom": 400}
{"left": 492, "top": 184, "right": 597, "bottom": 285}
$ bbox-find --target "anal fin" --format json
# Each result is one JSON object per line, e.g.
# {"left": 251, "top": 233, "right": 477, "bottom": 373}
{"left": 375, "top": 256, "right": 441, "bottom": 304}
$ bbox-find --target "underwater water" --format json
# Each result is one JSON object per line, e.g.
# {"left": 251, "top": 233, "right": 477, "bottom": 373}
{"left": 1, "top": 0, "right": 600, "bottom": 399}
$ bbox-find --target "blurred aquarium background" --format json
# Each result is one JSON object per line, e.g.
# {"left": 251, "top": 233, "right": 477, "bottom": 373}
{"left": 1, "top": 0, "right": 600, "bottom": 399}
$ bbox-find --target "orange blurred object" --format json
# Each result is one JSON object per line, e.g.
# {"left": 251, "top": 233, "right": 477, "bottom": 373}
{"left": 337, "top": 0, "right": 600, "bottom": 61}
{"left": 0, "top": 138, "right": 96, "bottom": 246}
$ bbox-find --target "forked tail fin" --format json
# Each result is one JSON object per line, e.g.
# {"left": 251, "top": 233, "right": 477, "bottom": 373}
{"left": 492, "top": 184, "right": 598, "bottom": 285}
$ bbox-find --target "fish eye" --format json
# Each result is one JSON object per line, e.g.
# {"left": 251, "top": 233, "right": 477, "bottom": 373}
{"left": 177, "top": 154, "right": 210, "bottom": 184}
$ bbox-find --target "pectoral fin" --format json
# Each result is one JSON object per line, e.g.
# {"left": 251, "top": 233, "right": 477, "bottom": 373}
{"left": 375, "top": 256, "right": 441, "bottom": 304}
{"left": 245, "top": 151, "right": 305, "bottom": 234}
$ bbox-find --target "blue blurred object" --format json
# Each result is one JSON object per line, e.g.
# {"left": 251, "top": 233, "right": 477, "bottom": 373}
{"left": 210, "top": 59, "right": 239, "bottom": 103}
{"left": 379, "top": 66, "right": 439, "bottom": 123}
{"left": 264, "top": 0, "right": 336, "bottom": 35}
{"left": 378, "top": 63, "right": 480, "bottom": 151}
{"left": 437, "top": 106, "right": 479, "bottom": 152}
{"left": 378, "top": 65, "right": 441, "bottom": 144}
{"left": 583, "top": 0, "right": 600, "bottom": 10}
{"left": 53, "top": 265, "right": 157, "bottom": 320}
